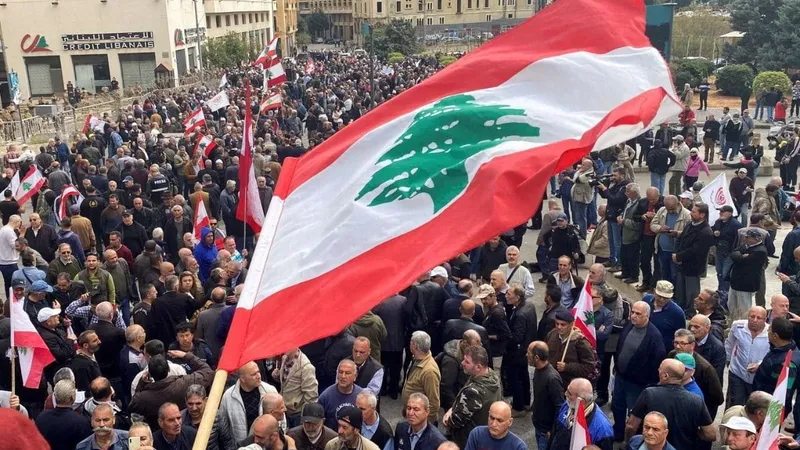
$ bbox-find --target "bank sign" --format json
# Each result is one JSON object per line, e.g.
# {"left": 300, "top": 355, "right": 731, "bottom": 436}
{"left": 61, "top": 31, "right": 155, "bottom": 51}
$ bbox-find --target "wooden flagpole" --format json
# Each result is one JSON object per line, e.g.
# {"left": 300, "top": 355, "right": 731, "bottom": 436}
{"left": 192, "top": 369, "right": 228, "bottom": 450}
{"left": 560, "top": 323, "right": 574, "bottom": 363}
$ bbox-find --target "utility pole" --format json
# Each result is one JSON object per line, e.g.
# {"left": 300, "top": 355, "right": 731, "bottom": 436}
{"left": 193, "top": 0, "right": 204, "bottom": 81}
{"left": 0, "top": 20, "right": 25, "bottom": 142}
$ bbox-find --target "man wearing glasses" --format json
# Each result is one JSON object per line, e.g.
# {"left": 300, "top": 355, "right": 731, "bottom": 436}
{"left": 47, "top": 243, "right": 82, "bottom": 283}
{"left": 669, "top": 329, "right": 724, "bottom": 421}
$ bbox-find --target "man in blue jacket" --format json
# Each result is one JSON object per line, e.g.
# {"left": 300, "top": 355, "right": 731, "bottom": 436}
{"left": 643, "top": 281, "right": 687, "bottom": 352}
{"left": 611, "top": 301, "right": 666, "bottom": 441}
{"left": 193, "top": 227, "right": 218, "bottom": 283}
{"left": 548, "top": 378, "right": 614, "bottom": 450}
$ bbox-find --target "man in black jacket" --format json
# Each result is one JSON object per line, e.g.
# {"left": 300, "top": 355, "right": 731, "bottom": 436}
{"left": 117, "top": 211, "right": 148, "bottom": 258}
{"left": 597, "top": 168, "right": 630, "bottom": 271}
{"left": 477, "top": 284, "right": 511, "bottom": 371}
{"left": 636, "top": 188, "right": 665, "bottom": 292}
{"left": 131, "top": 197, "right": 157, "bottom": 238}
{"left": 441, "top": 299, "right": 490, "bottom": 357}
{"left": 528, "top": 341, "right": 565, "bottom": 450}
{"left": 372, "top": 294, "right": 407, "bottom": 399}
{"left": 24, "top": 213, "right": 58, "bottom": 261}
{"left": 729, "top": 229, "right": 769, "bottom": 321}
{"left": 37, "top": 307, "right": 74, "bottom": 384}
{"left": 646, "top": 139, "right": 675, "bottom": 195}
{"left": 87, "top": 302, "right": 125, "bottom": 388}
{"left": 505, "top": 283, "right": 537, "bottom": 416}
{"left": 673, "top": 203, "right": 715, "bottom": 313}
{"left": 689, "top": 314, "right": 726, "bottom": 383}
{"left": 146, "top": 276, "right": 199, "bottom": 346}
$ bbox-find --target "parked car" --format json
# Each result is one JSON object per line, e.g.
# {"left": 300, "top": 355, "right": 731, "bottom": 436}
{"left": 314, "top": 37, "right": 324, "bottom": 43}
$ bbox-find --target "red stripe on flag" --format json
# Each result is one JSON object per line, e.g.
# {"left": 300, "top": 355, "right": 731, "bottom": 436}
{"left": 218, "top": 87, "right": 668, "bottom": 370}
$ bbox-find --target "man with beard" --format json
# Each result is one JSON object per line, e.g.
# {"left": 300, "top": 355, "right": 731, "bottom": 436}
{"left": 287, "top": 403, "right": 338, "bottom": 450}
{"left": 324, "top": 406, "right": 379, "bottom": 450}
{"left": 74, "top": 403, "right": 128, "bottom": 450}
{"left": 68, "top": 330, "right": 102, "bottom": 392}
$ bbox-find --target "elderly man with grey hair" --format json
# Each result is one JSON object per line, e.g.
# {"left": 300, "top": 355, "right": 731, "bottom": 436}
{"left": 87, "top": 301, "right": 126, "bottom": 396}
{"left": 549, "top": 378, "right": 614, "bottom": 449}
{"left": 35, "top": 379, "right": 93, "bottom": 450}
{"left": 401, "top": 331, "right": 441, "bottom": 422}
{"left": 497, "top": 245, "right": 534, "bottom": 298}
{"left": 128, "top": 422, "right": 156, "bottom": 450}
{"left": 220, "top": 179, "right": 239, "bottom": 229}
{"left": 689, "top": 313, "right": 726, "bottom": 382}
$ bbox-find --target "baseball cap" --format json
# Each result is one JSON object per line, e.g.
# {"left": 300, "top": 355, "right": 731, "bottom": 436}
{"left": 123, "top": 176, "right": 133, "bottom": 182}
{"left": 737, "top": 168, "right": 748, "bottom": 174}
{"left": 300, "top": 403, "right": 324, "bottom": 424}
{"left": 718, "top": 205, "right": 734, "bottom": 213}
{"left": 31, "top": 280, "right": 53, "bottom": 293}
{"left": 679, "top": 191, "right": 694, "bottom": 200}
{"left": 475, "top": 284, "right": 495, "bottom": 300}
{"left": 10, "top": 278, "right": 25, "bottom": 288}
{"left": 430, "top": 266, "right": 448, "bottom": 279}
{"left": 672, "top": 134, "right": 684, "bottom": 142}
{"left": 336, "top": 405, "right": 362, "bottom": 429}
{"left": 721, "top": 417, "right": 757, "bottom": 434}
{"left": 37, "top": 307, "right": 61, "bottom": 323}
{"left": 745, "top": 229, "right": 763, "bottom": 238}
{"left": 122, "top": 209, "right": 133, "bottom": 217}
{"left": 675, "top": 352, "right": 696, "bottom": 370}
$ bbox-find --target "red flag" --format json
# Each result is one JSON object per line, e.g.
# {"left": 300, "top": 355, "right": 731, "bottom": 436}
{"left": 235, "top": 85, "right": 265, "bottom": 234}
{"left": 254, "top": 35, "right": 279, "bottom": 69}
{"left": 81, "top": 114, "right": 104, "bottom": 134}
{"left": 217, "top": 0, "right": 680, "bottom": 371}
{"left": 570, "top": 398, "right": 591, "bottom": 449}
{"left": 194, "top": 135, "right": 218, "bottom": 158}
{"left": 10, "top": 288, "right": 55, "bottom": 388}
{"left": 265, "top": 57, "right": 287, "bottom": 88}
{"left": 193, "top": 199, "right": 211, "bottom": 243}
{"left": 183, "top": 108, "right": 206, "bottom": 135}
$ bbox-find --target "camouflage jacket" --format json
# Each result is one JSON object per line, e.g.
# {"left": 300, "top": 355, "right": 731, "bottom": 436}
{"left": 448, "top": 368, "right": 502, "bottom": 448}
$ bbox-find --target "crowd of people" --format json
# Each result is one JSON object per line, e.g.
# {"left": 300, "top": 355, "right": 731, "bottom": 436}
{"left": 2, "top": 48, "right": 800, "bottom": 450}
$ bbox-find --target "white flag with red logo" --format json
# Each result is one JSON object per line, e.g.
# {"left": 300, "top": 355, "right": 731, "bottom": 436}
{"left": 183, "top": 108, "right": 206, "bottom": 135}
{"left": 571, "top": 279, "right": 597, "bottom": 348}
{"left": 194, "top": 135, "right": 218, "bottom": 158}
{"left": 206, "top": 90, "right": 230, "bottom": 112}
{"left": 9, "top": 167, "right": 45, "bottom": 206}
{"left": 193, "top": 199, "right": 211, "bottom": 243}
{"left": 235, "top": 85, "right": 265, "bottom": 234}
{"left": 570, "top": 398, "right": 591, "bottom": 450}
{"left": 81, "top": 114, "right": 105, "bottom": 134}
{"left": 755, "top": 350, "right": 792, "bottom": 450}
{"left": 9, "top": 288, "right": 55, "bottom": 388}
{"left": 699, "top": 173, "right": 737, "bottom": 224}
{"left": 260, "top": 93, "right": 282, "bottom": 113}
{"left": 217, "top": 0, "right": 680, "bottom": 371}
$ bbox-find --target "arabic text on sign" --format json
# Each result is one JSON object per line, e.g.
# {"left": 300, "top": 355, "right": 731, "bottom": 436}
{"left": 62, "top": 41, "right": 155, "bottom": 51}
{"left": 61, "top": 32, "right": 154, "bottom": 43}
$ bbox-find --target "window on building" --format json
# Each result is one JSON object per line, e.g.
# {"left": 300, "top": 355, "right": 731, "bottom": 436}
{"left": 396, "top": 1, "right": 401, "bottom": 11}
{"left": 437, "top": 0, "right": 441, "bottom": 9}
{"left": 249, "top": 13, "right": 253, "bottom": 23}
{"left": 418, "top": 0, "right": 423, "bottom": 10}
{"left": 467, "top": 0, "right": 471, "bottom": 7}
{"left": 508, "top": 0, "right": 514, "bottom": 4}
{"left": 438, "top": 16, "right": 444, "bottom": 24}
{"left": 234, "top": 15, "right": 239, "bottom": 25}
{"left": 416, "top": 18, "right": 423, "bottom": 25}
{"left": 242, "top": 14, "right": 246, "bottom": 24}
{"left": 405, "top": 2, "right": 411, "bottom": 8}
{"left": 426, "top": 17, "right": 432, "bottom": 24}
{"left": 216, "top": 15, "right": 222, "bottom": 27}
{"left": 484, "top": 0, "right": 488, "bottom": 7}
{"left": 486, "top": 13, "right": 491, "bottom": 20}
{"left": 426, "top": 1, "right": 432, "bottom": 10}
{"left": 255, "top": 13, "right": 259, "bottom": 22}
{"left": 207, "top": 16, "right": 212, "bottom": 28}
{"left": 377, "top": 1, "right": 382, "bottom": 11}
{"left": 508, "top": 13, "right": 512, "bottom": 17}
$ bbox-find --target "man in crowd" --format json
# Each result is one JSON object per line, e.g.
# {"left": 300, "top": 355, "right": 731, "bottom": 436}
{"left": 725, "top": 306, "right": 770, "bottom": 407}
{"left": 286, "top": 403, "right": 338, "bottom": 450}
{"left": 218, "top": 360, "right": 278, "bottom": 444}
{"left": 673, "top": 203, "right": 715, "bottom": 313}
{"left": 401, "top": 331, "right": 441, "bottom": 423}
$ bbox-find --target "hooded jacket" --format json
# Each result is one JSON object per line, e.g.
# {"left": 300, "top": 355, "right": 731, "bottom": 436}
{"left": 436, "top": 339, "right": 471, "bottom": 411}
{"left": 448, "top": 368, "right": 503, "bottom": 448}
{"left": 193, "top": 227, "right": 218, "bottom": 283}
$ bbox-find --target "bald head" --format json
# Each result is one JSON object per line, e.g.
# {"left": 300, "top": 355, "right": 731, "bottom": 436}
{"left": 252, "top": 414, "right": 279, "bottom": 445}
{"left": 568, "top": 378, "right": 594, "bottom": 399}
{"left": 460, "top": 299, "right": 476, "bottom": 318}
{"left": 462, "top": 329, "right": 481, "bottom": 345}
{"left": 771, "top": 294, "right": 790, "bottom": 319}
{"left": 489, "top": 401, "right": 512, "bottom": 420}
{"left": 660, "top": 359, "right": 685, "bottom": 382}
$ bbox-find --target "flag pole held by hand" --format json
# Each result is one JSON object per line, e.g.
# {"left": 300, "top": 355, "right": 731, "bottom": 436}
{"left": 561, "top": 323, "right": 574, "bottom": 363}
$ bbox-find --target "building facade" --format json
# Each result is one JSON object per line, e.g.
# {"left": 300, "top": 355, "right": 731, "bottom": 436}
{"left": 204, "top": 0, "right": 275, "bottom": 54}
{"left": 275, "top": 0, "right": 299, "bottom": 55}
{"left": 299, "top": 0, "right": 355, "bottom": 41}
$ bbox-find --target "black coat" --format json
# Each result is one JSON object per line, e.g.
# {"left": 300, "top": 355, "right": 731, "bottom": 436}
{"left": 117, "top": 221, "right": 148, "bottom": 258}
{"left": 442, "top": 318, "right": 491, "bottom": 358}
{"left": 372, "top": 294, "right": 407, "bottom": 353}
{"left": 730, "top": 243, "right": 768, "bottom": 293}
{"left": 598, "top": 180, "right": 630, "bottom": 221}
{"left": 163, "top": 216, "right": 193, "bottom": 263}
{"left": 646, "top": 147, "right": 675, "bottom": 175}
{"left": 146, "top": 291, "right": 198, "bottom": 345}
{"left": 483, "top": 303, "right": 511, "bottom": 357}
{"left": 34, "top": 406, "right": 92, "bottom": 450}
{"left": 67, "top": 353, "right": 102, "bottom": 392}
{"left": 695, "top": 333, "right": 727, "bottom": 388}
{"left": 24, "top": 224, "right": 58, "bottom": 262}
{"left": 88, "top": 320, "right": 126, "bottom": 379}
{"left": 38, "top": 325, "right": 74, "bottom": 383}
{"left": 506, "top": 300, "right": 538, "bottom": 364}
{"left": 614, "top": 322, "right": 666, "bottom": 386}
{"left": 675, "top": 221, "right": 715, "bottom": 276}
{"left": 477, "top": 241, "right": 508, "bottom": 282}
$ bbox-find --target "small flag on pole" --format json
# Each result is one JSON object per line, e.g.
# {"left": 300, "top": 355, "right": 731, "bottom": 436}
{"left": 194, "top": 135, "right": 218, "bottom": 158}
{"left": 571, "top": 279, "right": 597, "bottom": 348}
{"left": 9, "top": 167, "right": 46, "bottom": 206}
{"left": 193, "top": 199, "right": 211, "bottom": 243}
{"left": 755, "top": 350, "right": 793, "bottom": 450}
{"left": 569, "top": 398, "right": 591, "bottom": 450}
{"left": 183, "top": 108, "right": 206, "bottom": 135}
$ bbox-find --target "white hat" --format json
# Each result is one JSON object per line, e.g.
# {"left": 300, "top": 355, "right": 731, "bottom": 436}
{"left": 37, "top": 307, "right": 61, "bottom": 323}
{"left": 679, "top": 191, "right": 694, "bottom": 200}
{"left": 721, "top": 416, "right": 757, "bottom": 434}
{"left": 430, "top": 266, "right": 448, "bottom": 279}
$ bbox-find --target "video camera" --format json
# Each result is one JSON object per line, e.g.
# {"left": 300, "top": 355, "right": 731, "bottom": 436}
{"left": 587, "top": 172, "right": 612, "bottom": 188}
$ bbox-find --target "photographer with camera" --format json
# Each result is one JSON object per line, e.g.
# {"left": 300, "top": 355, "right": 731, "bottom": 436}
{"left": 571, "top": 159, "right": 596, "bottom": 238}
{"left": 597, "top": 168, "right": 630, "bottom": 274}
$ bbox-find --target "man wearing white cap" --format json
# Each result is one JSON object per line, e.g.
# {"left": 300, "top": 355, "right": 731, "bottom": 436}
{"left": 721, "top": 416, "right": 757, "bottom": 450}
{"left": 678, "top": 191, "right": 694, "bottom": 209}
{"left": 37, "top": 307, "right": 75, "bottom": 384}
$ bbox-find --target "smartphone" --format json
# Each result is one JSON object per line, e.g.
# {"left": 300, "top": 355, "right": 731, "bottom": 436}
{"left": 129, "top": 437, "right": 141, "bottom": 450}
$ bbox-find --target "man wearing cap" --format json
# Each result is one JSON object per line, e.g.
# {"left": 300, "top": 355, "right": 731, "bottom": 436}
{"left": 544, "top": 309, "right": 595, "bottom": 389}
{"left": 673, "top": 352, "right": 705, "bottom": 398}
{"left": 540, "top": 213, "right": 581, "bottom": 274}
{"left": 678, "top": 191, "right": 694, "bottom": 209}
{"left": 117, "top": 208, "right": 148, "bottom": 257}
{"left": 712, "top": 205, "right": 743, "bottom": 292}
{"left": 730, "top": 168, "right": 754, "bottom": 225}
{"left": 570, "top": 158, "right": 595, "bottom": 237}
{"left": 650, "top": 195, "right": 690, "bottom": 285}
{"left": 324, "top": 405, "right": 379, "bottom": 450}
{"left": 725, "top": 306, "right": 770, "bottom": 408}
{"left": 287, "top": 403, "right": 338, "bottom": 450}
{"left": 720, "top": 391, "right": 771, "bottom": 443}
{"left": 476, "top": 284, "right": 511, "bottom": 372}
{"left": 36, "top": 306, "right": 75, "bottom": 384}
{"left": 673, "top": 203, "right": 714, "bottom": 313}
{"left": 23, "top": 279, "right": 56, "bottom": 323}
{"left": 667, "top": 135, "right": 689, "bottom": 196}
{"left": 727, "top": 228, "right": 768, "bottom": 320}
{"left": 641, "top": 281, "right": 686, "bottom": 352}
{"left": 611, "top": 300, "right": 665, "bottom": 440}
{"left": 429, "top": 266, "right": 458, "bottom": 300}
{"left": 721, "top": 417, "right": 758, "bottom": 450}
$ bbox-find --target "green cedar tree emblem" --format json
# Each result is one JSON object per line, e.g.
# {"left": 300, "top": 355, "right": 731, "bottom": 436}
{"left": 22, "top": 182, "right": 31, "bottom": 191}
{"left": 355, "top": 94, "right": 540, "bottom": 213}
{"left": 583, "top": 310, "right": 595, "bottom": 325}
{"left": 768, "top": 399, "right": 783, "bottom": 430}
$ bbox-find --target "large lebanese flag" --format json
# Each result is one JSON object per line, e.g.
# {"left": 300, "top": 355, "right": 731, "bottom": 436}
{"left": 254, "top": 35, "right": 279, "bottom": 69}
{"left": 10, "top": 167, "right": 45, "bottom": 206}
{"left": 235, "top": 85, "right": 265, "bottom": 233}
{"left": 194, "top": 135, "right": 218, "bottom": 158}
{"left": 571, "top": 279, "right": 597, "bottom": 348}
{"left": 218, "top": 0, "right": 680, "bottom": 371}
{"left": 265, "top": 57, "right": 287, "bottom": 88}
{"left": 9, "top": 288, "right": 55, "bottom": 388}
{"left": 755, "top": 350, "right": 792, "bottom": 450}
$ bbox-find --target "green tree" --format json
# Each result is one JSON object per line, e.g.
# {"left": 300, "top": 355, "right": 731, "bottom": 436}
{"left": 753, "top": 71, "right": 792, "bottom": 97}
{"left": 671, "top": 7, "right": 732, "bottom": 59}
{"left": 307, "top": 10, "right": 331, "bottom": 38}
{"left": 725, "top": 0, "right": 784, "bottom": 70}
{"left": 772, "top": 0, "right": 800, "bottom": 70}
{"left": 714, "top": 64, "right": 754, "bottom": 96}
{"left": 373, "top": 20, "right": 418, "bottom": 59}
{"left": 203, "top": 32, "right": 249, "bottom": 69}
